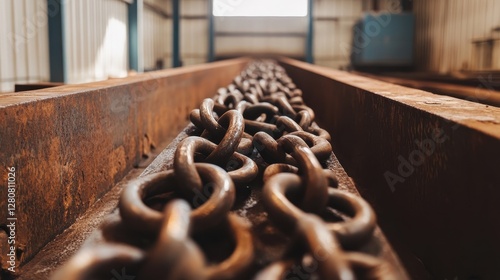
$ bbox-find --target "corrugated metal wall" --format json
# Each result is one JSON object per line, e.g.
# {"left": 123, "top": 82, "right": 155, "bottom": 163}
{"left": 4, "top": 0, "right": 457, "bottom": 91}
{"left": 181, "top": 0, "right": 208, "bottom": 66}
{"left": 0, "top": 0, "right": 50, "bottom": 92}
{"left": 65, "top": 0, "right": 128, "bottom": 84}
{"left": 143, "top": 0, "right": 208, "bottom": 69}
{"left": 143, "top": 1, "right": 171, "bottom": 70}
{"left": 142, "top": 0, "right": 172, "bottom": 70}
{"left": 414, "top": 0, "right": 500, "bottom": 73}
{"left": 314, "top": 0, "right": 363, "bottom": 69}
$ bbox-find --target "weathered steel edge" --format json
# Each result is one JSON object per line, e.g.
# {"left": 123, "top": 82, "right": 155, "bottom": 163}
{"left": 0, "top": 58, "right": 250, "bottom": 267}
{"left": 0, "top": 58, "right": 248, "bottom": 108}
{"left": 279, "top": 58, "right": 500, "bottom": 278}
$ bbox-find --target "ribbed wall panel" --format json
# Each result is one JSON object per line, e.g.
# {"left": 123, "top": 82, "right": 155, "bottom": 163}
{"left": 9, "top": 0, "right": 496, "bottom": 88}
{"left": 181, "top": 0, "right": 207, "bottom": 66}
{"left": 65, "top": 0, "right": 128, "bottom": 84}
{"left": 143, "top": 7, "right": 171, "bottom": 70}
{"left": 214, "top": 16, "right": 307, "bottom": 58}
{"left": 414, "top": 0, "right": 500, "bottom": 73}
{"left": 313, "top": 0, "right": 367, "bottom": 69}
{"left": 0, "top": 0, "right": 49, "bottom": 92}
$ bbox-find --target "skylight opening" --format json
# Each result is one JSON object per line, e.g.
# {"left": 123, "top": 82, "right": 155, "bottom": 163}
{"left": 213, "top": 0, "right": 308, "bottom": 17}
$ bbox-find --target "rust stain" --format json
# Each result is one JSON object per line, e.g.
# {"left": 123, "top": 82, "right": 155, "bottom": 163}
{"left": 108, "top": 146, "right": 126, "bottom": 181}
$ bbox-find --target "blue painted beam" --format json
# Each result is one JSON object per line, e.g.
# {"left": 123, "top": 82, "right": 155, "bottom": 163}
{"left": 306, "top": 0, "right": 314, "bottom": 64}
{"left": 172, "top": 0, "right": 181, "bottom": 67}
{"left": 208, "top": 0, "right": 215, "bottom": 62}
{"left": 128, "top": 0, "right": 143, "bottom": 72}
{"left": 47, "top": 0, "right": 66, "bottom": 82}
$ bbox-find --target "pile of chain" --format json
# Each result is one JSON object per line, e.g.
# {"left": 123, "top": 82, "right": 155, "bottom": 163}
{"left": 53, "top": 60, "right": 397, "bottom": 280}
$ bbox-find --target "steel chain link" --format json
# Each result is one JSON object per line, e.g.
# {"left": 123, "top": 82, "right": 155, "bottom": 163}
{"left": 53, "top": 60, "right": 398, "bottom": 280}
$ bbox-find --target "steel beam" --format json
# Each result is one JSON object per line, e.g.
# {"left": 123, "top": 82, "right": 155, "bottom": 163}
{"left": 280, "top": 57, "right": 500, "bottom": 279}
{"left": 0, "top": 58, "right": 249, "bottom": 267}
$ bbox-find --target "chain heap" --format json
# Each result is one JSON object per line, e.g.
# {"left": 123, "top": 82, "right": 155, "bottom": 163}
{"left": 54, "top": 61, "right": 397, "bottom": 280}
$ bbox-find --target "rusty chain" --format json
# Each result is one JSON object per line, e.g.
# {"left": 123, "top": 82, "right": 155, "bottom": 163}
{"left": 53, "top": 60, "right": 398, "bottom": 280}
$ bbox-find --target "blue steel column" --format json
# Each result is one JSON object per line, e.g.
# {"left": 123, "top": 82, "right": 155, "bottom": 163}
{"left": 128, "top": 0, "right": 143, "bottom": 72}
{"left": 172, "top": 0, "right": 181, "bottom": 67}
{"left": 306, "top": 0, "right": 314, "bottom": 64}
{"left": 208, "top": 0, "right": 215, "bottom": 62}
{"left": 48, "top": 0, "right": 66, "bottom": 82}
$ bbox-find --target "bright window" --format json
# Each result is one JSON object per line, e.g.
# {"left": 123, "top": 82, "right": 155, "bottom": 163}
{"left": 213, "top": 0, "right": 308, "bottom": 17}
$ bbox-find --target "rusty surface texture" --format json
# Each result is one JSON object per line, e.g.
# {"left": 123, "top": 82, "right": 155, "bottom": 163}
{"left": 16, "top": 137, "right": 176, "bottom": 280}
{"left": 280, "top": 57, "right": 500, "bottom": 279}
{"left": 355, "top": 71, "right": 500, "bottom": 108}
{"left": 0, "top": 58, "right": 250, "bottom": 270}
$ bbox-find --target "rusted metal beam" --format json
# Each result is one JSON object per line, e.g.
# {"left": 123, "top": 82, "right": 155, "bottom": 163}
{"left": 280, "top": 57, "right": 500, "bottom": 279}
{"left": 0, "top": 58, "right": 249, "bottom": 269}
{"left": 356, "top": 71, "right": 500, "bottom": 107}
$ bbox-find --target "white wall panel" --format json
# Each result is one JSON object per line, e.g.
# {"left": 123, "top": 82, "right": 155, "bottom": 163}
{"left": 145, "top": 0, "right": 170, "bottom": 13}
{"left": 143, "top": 0, "right": 207, "bottom": 68}
{"left": 216, "top": 17, "right": 308, "bottom": 33}
{"left": 217, "top": 37, "right": 305, "bottom": 55}
{"left": 181, "top": 0, "right": 208, "bottom": 66}
{"left": 182, "top": 0, "right": 206, "bottom": 16}
{"left": 414, "top": 0, "right": 500, "bottom": 73}
{"left": 181, "top": 19, "right": 208, "bottom": 66}
{"left": 314, "top": 0, "right": 365, "bottom": 69}
{"left": 143, "top": 7, "right": 171, "bottom": 70}
{"left": 214, "top": 16, "right": 307, "bottom": 57}
{"left": 37, "top": 0, "right": 50, "bottom": 85}
{"left": 0, "top": 0, "right": 16, "bottom": 92}
{"left": 0, "top": 0, "right": 50, "bottom": 92}
{"left": 65, "top": 0, "right": 128, "bottom": 84}
{"left": 13, "top": 1, "right": 28, "bottom": 83}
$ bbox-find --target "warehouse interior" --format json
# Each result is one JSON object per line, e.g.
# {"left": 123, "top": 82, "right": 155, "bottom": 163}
{"left": 2, "top": 0, "right": 498, "bottom": 90}
{"left": 1, "top": 0, "right": 500, "bottom": 279}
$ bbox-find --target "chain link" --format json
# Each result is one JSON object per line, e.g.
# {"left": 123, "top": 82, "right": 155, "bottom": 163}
{"left": 53, "top": 60, "right": 398, "bottom": 280}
